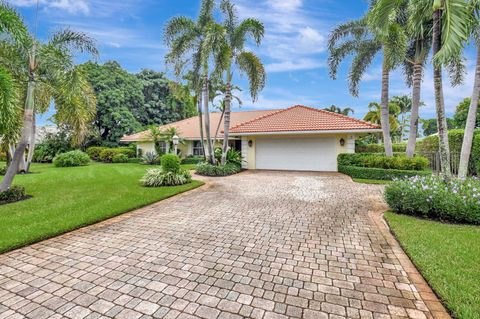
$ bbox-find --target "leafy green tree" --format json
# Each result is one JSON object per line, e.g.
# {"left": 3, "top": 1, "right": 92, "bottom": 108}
{"left": 218, "top": 0, "right": 266, "bottom": 165}
{"left": 364, "top": 102, "right": 400, "bottom": 133}
{"left": 324, "top": 105, "right": 355, "bottom": 116}
{"left": 80, "top": 61, "right": 143, "bottom": 145}
{"left": 0, "top": 3, "right": 97, "bottom": 192}
{"left": 420, "top": 117, "right": 455, "bottom": 136}
{"left": 453, "top": 98, "right": 480, "bottom": 129}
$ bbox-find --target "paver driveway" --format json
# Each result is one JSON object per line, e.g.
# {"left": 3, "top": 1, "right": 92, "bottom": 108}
{"left": 0, "top": 171, "right": 438, "bottom": 319}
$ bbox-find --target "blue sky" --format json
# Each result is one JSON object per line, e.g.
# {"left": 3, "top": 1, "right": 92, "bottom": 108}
{"left": 10, "top": 0, "right": 476, "bottom": 126}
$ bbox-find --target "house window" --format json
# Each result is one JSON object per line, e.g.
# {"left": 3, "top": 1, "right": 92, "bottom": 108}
{"left": 155, "top": 141, "right": 167, "bottom": 155}
{"left": 193, "top": 141, "right": 204, "bottom": 156}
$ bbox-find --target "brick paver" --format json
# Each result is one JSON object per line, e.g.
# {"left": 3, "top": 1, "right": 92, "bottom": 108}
{"left": 0, "top": 171, "right": 444, "bottom": 318}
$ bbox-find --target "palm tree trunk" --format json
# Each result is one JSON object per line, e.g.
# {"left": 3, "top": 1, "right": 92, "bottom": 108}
{"left": 221, "top": 76, "right": 232, "bottom": 165}
{"left": 458, "top": 44, "right": 480, "bottom": 178}
{"left": 381, "top": 58, "right": 394, "bottom": 156}
{"left": 406, "top": 62, "right": 423, "bottom": 157}
{"left": 213, "top": 108, "right": 225, "bottom": 146}
{"left": 0, "top": 79, "right": 35, "bottom": 192}
{"left": 197, "top": 94, "right": 206, "bottom": 160}
{"left": 26, "top": 113, "right": 36, "bottom": 172}
{"left": 203, "top": 75, "right": 215, "bottom": 164}
{"left": 432, "top": 8, "right": 452, "bottom": 178}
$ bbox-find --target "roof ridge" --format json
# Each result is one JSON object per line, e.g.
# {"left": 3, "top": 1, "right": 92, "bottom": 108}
{"left": 229, "top": 107, "right": 293, "bottom": 131}
{"left": 297, "top": 105, "right": 380, "bottom": 129}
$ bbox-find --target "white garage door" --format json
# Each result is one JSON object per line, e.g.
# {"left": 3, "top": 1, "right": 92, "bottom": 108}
{"left": 255, "top": 137, "right": 338, "bottom": 171}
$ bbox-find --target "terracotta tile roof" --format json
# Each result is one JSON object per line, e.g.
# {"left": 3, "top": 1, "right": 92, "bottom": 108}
{"left": 120, "top": 109, "right": 278, "bottom": 142}
{"left": 229, "top": 105, "right": 380, "bottom": 134}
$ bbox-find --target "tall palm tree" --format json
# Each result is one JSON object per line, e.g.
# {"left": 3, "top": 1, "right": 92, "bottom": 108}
{"left": 164, "top": 0, "right": 226, "bottom": 164}
{"left": 328, "top": 11, "right": 406, "bottom": 156}
{"left": 390, "top": 95, "right": 413, "bottom": 141}
{"left": 324, "top": 105, "right": 355, "bottom": 116}
{"left": 218, "top": 0, "right": 266, "bottom": 165}
{"left": 459, "top": 0, "right": 480, "bottom": 178}
{"left": 0, "top": 3, "right": 98, "bottom": 192}
{"left": 364, "top": 102, "right": 400, "bottom": 133}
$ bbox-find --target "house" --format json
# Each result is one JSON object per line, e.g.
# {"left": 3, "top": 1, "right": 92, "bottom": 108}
{"left": 121, "top": 105, "right": 381, "bottom": 172}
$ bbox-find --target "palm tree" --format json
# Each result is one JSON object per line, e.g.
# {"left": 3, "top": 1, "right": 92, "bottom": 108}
{"left": 0, "top": 3, "right": 98, "bottom": 192}
{"left": 328, "top": 10, "right": 406, "bottom": 156}
{"left": 364, "top": 102, "right": 400, "bottom": 133}
{"left": 218, "top": 0, "right": 266, "bottom": 165}
{"left": 324, "top": 105, "right": 355, "bottom": 116}
{"left": 390, "top": 95, "right": 413, "bottom": 142}
{"left": 459, "top": 0, "right": 480, "bottom": 178}
{"left": 164, "top": 0, "right": 226, "bottom": 164}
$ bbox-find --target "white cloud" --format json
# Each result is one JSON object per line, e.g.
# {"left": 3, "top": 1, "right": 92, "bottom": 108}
{"left": 10, "top": 0, "right": 90, "bottom": 15}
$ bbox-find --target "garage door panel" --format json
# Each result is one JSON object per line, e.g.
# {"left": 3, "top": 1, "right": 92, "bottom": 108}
{"left": 255, "top": 137, "right": 337, "bottom": 171}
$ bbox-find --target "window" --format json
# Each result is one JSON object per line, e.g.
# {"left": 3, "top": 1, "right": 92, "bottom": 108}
{"left": 155, "top": 141, "right": 167, "bottom": 155}
{"left": 193, "top": 141, "right": 204, "bottom": 156}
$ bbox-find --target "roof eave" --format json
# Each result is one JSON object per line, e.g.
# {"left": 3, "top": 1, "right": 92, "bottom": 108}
{"left": 229, "top": 129, "right": 382, "bottom": 136}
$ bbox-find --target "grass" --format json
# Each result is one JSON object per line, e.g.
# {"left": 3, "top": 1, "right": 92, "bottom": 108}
{"left": 352, "top": 178, "right": 391, "bottom": 185}
{"left": 0, "top": 163, "right": 203, "bottom": 253}
{"left": 384, "top": 212, "right": 480, "bottom": 319}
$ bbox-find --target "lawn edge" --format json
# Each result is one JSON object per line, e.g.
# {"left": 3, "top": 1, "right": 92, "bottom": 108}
{"left": 367, "top": 208, "right": 451, "bottom": 319}
{"left": 0, "top": 180, "right": 206, "bottom": 255}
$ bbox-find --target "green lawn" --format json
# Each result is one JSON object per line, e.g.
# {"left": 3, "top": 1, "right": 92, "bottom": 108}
{"left": 384, "top": 212, "right": 480, "bottom": 319}
{"left": 0, "top": 163, "right": 203, "bottom": 253}
{"left": 352, "top": 178, "right": 392, "bottom": 185}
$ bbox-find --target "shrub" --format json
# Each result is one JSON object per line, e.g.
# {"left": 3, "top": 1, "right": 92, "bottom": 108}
{"left": 33, "top": 132, "right": 73, "bottom": 163}
{"left": 86, "top": 146, "right": 107, "bottom": 161}
{"left": 338, "top": 153, "right": 429, "bottom": 171}
{"left": 0, "top": 185, "right": 27, "bottom": 205}
{"left": 0, "top": 166, "right": 7, "bottom": 176}
{"left": 112, "top": 154, "right": 129, "bottom": 163}
{"left": 128, "top": 158, "right": 142, "bottom": 164}
{"left": 214, "top": 148, "right": 242, "bottom": 167}
{"left": 140, "top": 168, "right": 192, "bottom": 187}
{"left": 142, "top": 152, "right": 160, "bottom": 165}
{"left": 181, "top": 156, "right": 204, "bottom": 165}
{"left": 0, "top": 152, "right": 6, "bottom": 161}
{"left": 355, "top": 143, "right": 407, "bottom": 153}
{"left": 161, "top": 154, "right": 181, "bottom": 173}
{"left": 99, "top": 147, "right": 136, "bottom": 163}
{"left": 385, "top": 175, "right": 480, "bottom": 224}
{"left": 338, "top": 165, "right": 431, "bottom": 180}
{"left": 53, "top": 150, "right": 90, "bottom": 167}
{"left": 195, "top": 162, "right": 241, "bottom": 176}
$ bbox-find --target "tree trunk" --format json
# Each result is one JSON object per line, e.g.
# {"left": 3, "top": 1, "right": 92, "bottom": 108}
{"left": 458, "top": 44, "right": 480, "bottom": 178}
{"left": 432, "top": 8, "right": 452, "bottom": 178}
{"left": 26, "top": 113, "right": 36, "bottom": 172}
{"left": 197, "top": 94, "right": 206, "bottom": 160}
{"left": 406, "top": 62, "right": 423, "bottom": 157}
{"left": 380, "top": 58, "right": 394, "bottom": 156}
{"left": 203, "top": 75, "right": 215, "bottom": 164}
{"left": 221, "top": 80, "right": 232, "bottom": 165}
{"left": 0, "top": 80, "right": 35, "bottom": 192}
{"left": 213, "top": 108, "right": 225, "bottom": 146}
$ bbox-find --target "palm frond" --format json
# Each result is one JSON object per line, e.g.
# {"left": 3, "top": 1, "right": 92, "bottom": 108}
{"left": 349, "top": 40, "right": 382, "bottom": 96}
{"left": 369, "top": 0, "right": 406, "bottom": 30}
{"left": 328, "top": 18, "right": 369, "bottom": 52}
{"left": 163, "top": 16, "right": 197, "bottom": 45}
{"left": 0, "top": 2, "right": 29, "bottom": 45}
{"left": 328, "top": 39, "right": 359, "bottom": 79}
{"left": 233, "top": 18, "right": 264, "bottom": 49}
{"left": 49, "top": 29, "right": 98, "bottom": 57}
{"left": 383, "top": 23, "right": 408, "bottom": 68}
{"left": 0, "top": 67, "right": 20, "bottom": 138}
{"left": 198, "top": 0, "right": 215, "bottom": 28}
{"left": 235, "top": 51, "right": 266, "bottom": 102}
{"left": 445, "top": 53, "right": 465, "bottom": 86}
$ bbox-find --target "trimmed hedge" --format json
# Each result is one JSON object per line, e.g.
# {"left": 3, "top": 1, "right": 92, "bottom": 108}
{"left": 195, "top": 163, "right": 241, "bottom": 177}
{"left": 339, "top": 165, "right": 431, "bottom": 181}
{"left": 0, "top": 186, "right": 27, "bottom": 205}
{"left": 53, "top": 151, "right": 90, "bottom": 167}
{"left": 86, "top": 146, "right": 107, "bottom": 161}
{"left": 385, "top": 175, "right": 480, "bottom": 224}
{"left": 112, "top": 154, "right": 129, "bottom": 163}
{"left": 161, "top": 154, "right": 181, "bottom": 173}
{"left": 338, "top": 153, "right": 429, "bottom": 171}
{"left": 355, "top": 143, "right": 407, "bottom": 153}
{"left": 99, "top": 148, "right": 136, "bottom": 163}
{"left": 181, "top": 156, "right": 204, "bottom": 165}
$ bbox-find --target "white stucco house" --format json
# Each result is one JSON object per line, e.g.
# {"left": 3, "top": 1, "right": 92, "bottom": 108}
{"left": 121, "top": 105, "right": 381, "bottom": 172}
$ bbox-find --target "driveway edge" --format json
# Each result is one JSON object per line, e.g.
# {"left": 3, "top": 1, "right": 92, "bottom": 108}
{"left": 367, "top": 208, "right": 451, "bottom": 319}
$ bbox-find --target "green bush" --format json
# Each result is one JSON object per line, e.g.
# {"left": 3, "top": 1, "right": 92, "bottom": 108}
{"left": 338, "top": 153, "right": 429, "bottom": 171}
{"left": 112, "top": 154, "right": 129, "bottom": 163}
{"left": 127, "top": 158, "right": 142, "bottom": 164}
{"left": 142, "top": 152, "right": 160, "bottom": 165}
{"left": 195, "top": 162, "right": 241, "bottom": 177}
{"left": 385, "top": 175, "right": 480, "bottom": 224}
{"left": 86, "top": 146, "right": 107, "bottom": 161}
{"left": 0, "top": 186, "right": 27, "bottom": 205}
{"left": 214, "top": 148, "right": 242, "bottom": 166}
{"left": 0, "top": 166, "right": 7, "bottom": 176}
{"left": 355, "top": 143, "right": 407, "bottom": 153}
{"left": 53, "top": 150, "right": 90, "bottom": 167}
{"left": 140, "top": 168, "right": 192, "bottom": 187}
{"left": 33, "top": 132, "right": 73, "bottom": 163}
{"left": 339, "top": 165, "right": 431, "bottom": 181}
{"left": 181, "top": 156, "right": 204, "bottom": 165}
{"left": 0, "top": 152, "right": 6, "bottom": 161}
{"left": 161, "top": 154, "right": 181, "bottom": 173}
{"left": 99, "top": 147, "right": 136, "bottom": 163}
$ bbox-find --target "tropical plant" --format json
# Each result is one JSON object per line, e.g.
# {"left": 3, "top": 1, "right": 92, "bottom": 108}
{"left": 53, "top": 150, "right": 90, "bottom": 167}
{"left": 164, "top": 0, "right": 227, "bottom": 164}
{"left": 142, "top": 152, "right": 160, "bottom": 165}
{"left": 218, "top": 0, "right": 266, "bottom": 165}
{"left": 324, "top": 105, "right": 355, "bottom": 116}
{"left": 141, "top": 168, "right": 192, "bottom": 187}
{"left": 453, "top": 98, "right": 480, "bottom": 129}
{"left": 390, "top": 95, "right": 414, "bottom": 142}
{"left": 0, "top": 3, "right": 98, "bottom": 192}
{"left": 160, "top": 127, "right": 184, "bottom": 153}
{"left": 161, "top": 154, "right": 181, "bottom": 173}
{"left": 364, "top": 102, "right": 400, "bottom": 132}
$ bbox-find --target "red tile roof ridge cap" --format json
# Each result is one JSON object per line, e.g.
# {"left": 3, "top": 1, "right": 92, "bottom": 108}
{"left": 294, "top": 105, "right": 381, "bottom": 129}
{"left": 229, "top": 107, "right": 295, "bottom": 131}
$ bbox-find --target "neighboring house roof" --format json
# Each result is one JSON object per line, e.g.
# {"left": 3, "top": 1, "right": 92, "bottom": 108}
{"left": 120, "top": 105, "right": 380, "bottom": 142}
{"left": 36, "top": 126, "right": 59, "bottom": 143}
{"left": 120, "top": 109, "right": 277, "bottom": 142}
{"left": 229, "top": 105, "right": 381, "bottom": 135}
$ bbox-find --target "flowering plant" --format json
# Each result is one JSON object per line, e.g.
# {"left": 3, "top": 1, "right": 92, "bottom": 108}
{"left": 385, "top": 175, "right": 480, "bottom": 224}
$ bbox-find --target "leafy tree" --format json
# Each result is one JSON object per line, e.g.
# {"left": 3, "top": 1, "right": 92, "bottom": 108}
{"left": 218, "top": 0, "right": 266, "bottom": 165}
{"left": 324, "top": 105, "right": 355, "bottom": 116}
{"left": 453, "top": 98, "right": 480, "bottom": 129}
{"left": 80, "top": 61, "right": 143, "bottom": 145}
{"left": 420, "top": 117, "right": 455, "bottom": 136}
{"left": 0, "top": 3, "right": 97, "bottom": 192}
{"left": 364, "top": 102, "right": 400, "bottom": 132}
